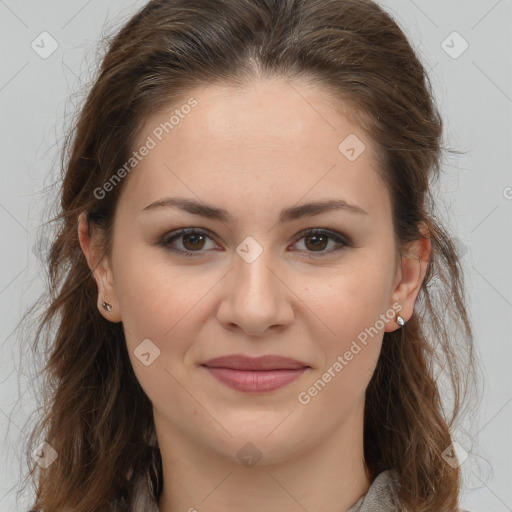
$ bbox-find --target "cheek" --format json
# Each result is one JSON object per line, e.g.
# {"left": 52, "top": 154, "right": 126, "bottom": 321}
{"left": 297, "top": 276, "right": 388, "bottom": 415}
{"left": 302, "top": 255, "right": 395, "bottom": 401}
{"left": 113, "top": 251, "right": 207, "bottom": 354}
{"left": 307, "top": 260, "right": 394, "bottom": 342}
{"left": 114, "top": 256, "right": 209, "bottom": 406}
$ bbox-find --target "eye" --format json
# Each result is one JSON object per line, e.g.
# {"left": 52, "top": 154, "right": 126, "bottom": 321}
{"left": 159, "top": 228, "right": 220, "bottom": 257}
{"left": 158, "top": 227, "right": 350, "bottom": 258}
{"left": 290, "top": 228, "right": 350, "bottom": 258}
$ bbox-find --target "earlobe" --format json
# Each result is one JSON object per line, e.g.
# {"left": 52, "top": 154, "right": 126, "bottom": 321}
{"left": 93, "top": 255, "right": 122, "bottom": 323}
{"left": 77, "top": 213, "right": 122, "bottom": 322}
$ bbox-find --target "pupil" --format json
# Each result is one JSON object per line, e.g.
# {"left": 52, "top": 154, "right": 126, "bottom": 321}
{"left": 183, "top": 233, "right": 204, "bottom": 250}
{"left": 306, "top": 235, "right": 327, "bottom": 251}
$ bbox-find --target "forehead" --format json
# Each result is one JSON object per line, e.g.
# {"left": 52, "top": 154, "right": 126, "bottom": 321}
{"left": 119, "top": 78, "right": 389, "bottom": 220}
{"left": 137, "top": 78, "right": 372, "bottom": 155}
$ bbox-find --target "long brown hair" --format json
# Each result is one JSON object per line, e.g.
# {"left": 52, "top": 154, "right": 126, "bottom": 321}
{"left": 21, "top": 0, "right": 480, "bottom": 510}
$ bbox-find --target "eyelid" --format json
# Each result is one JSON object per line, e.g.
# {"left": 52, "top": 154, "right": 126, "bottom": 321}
{"left": 291, "top": 227, "right": 351, "bottom": 246}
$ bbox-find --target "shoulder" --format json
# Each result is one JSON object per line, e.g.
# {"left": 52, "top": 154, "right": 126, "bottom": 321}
{"left": 350, "top": 470, "right": 475, "bottom": 512}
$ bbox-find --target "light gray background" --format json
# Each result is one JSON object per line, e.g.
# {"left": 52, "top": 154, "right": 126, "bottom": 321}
{"left": 1, "top": 1, "right": 511, "bottom": 511}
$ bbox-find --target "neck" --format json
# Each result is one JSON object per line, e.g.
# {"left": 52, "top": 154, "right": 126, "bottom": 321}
{"left": 155, "top": 403, "right": 371, "bottom": 512}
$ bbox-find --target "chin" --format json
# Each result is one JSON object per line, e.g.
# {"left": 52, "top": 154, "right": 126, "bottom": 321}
{"left": 205, "top": 422, "right": 313, "bottom": 467}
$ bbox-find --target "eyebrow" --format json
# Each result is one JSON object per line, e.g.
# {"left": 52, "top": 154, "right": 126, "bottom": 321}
{"left": 141, "top": 197, "right": 368, "bottom": 222}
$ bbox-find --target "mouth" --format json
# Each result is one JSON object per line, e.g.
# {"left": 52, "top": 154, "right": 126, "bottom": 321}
{"left": 200, "top": 354, "right": 310, "bottom": 393}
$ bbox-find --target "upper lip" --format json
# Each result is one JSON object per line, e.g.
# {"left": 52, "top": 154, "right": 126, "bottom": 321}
{"left": 201, "top": 354, "right": 310, "bottom": 371}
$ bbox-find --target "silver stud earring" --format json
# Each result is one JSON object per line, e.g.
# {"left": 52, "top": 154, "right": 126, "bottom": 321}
{"left": 396, "top": 315, "right": 405, "bottom": 327}
{"left": 102, "top": 301, "right": 112, "bottom": 312}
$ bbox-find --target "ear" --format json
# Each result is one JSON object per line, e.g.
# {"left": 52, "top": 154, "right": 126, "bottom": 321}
{"left": 77, "top": 212, "right": 122, "bottom": 323}
{"left": 384, "top": 223, "right": 432, "bottom": 332}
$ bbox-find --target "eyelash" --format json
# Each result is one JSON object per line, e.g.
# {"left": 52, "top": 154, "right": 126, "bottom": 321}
{"left": 157, "top": 227, "right": 351, "bottom": 259}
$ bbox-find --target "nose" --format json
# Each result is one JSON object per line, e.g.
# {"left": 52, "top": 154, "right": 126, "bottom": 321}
{"left": 216, "top": 248, "right": 295, "bottom": 337}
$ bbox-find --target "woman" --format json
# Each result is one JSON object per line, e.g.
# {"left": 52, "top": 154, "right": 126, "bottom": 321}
{"left": 24, "top": 0, "right": 478, "bottom": 510}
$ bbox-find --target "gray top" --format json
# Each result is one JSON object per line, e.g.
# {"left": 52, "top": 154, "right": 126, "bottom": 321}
{"left": 347, "top": 470, "right": 402, "bottom": 511}
{"left": 130, "top": 467, "right": 472, "bottom": 512}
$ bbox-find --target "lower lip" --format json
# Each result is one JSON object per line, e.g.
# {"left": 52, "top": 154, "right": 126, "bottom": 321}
{"left": 203, "top": 366, "right": 308, "bottom": 393}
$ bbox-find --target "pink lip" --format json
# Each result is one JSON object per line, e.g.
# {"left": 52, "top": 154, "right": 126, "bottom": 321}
{"left": 201, "top": 355, "right": 310, "bottom": 393}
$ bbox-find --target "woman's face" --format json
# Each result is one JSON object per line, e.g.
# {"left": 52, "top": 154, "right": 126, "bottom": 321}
{"left": 87, "top": 78, "right": 413, "bottom": 465}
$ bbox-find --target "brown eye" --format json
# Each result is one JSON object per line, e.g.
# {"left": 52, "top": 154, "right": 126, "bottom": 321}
{"left": 181, "top": 232, "right": 207, "bottom": 251}
{"left": 291, "top": 228, "right": 349, "bottom": 258}
{"left": 159, "top": 227, "right": 349, "bottom": 259}
{"left": 159, "top": 228, "right": 219, "bottom": 257}
{"left": 304, "top": 233, "right": 329, "bottom": 252}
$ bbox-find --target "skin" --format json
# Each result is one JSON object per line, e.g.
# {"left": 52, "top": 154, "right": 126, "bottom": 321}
{"left": 79, "top": 77, "right": 431, "bottom": 512}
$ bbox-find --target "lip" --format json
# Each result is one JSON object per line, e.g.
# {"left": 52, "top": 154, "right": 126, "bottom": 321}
{"left": 202, "top": 354, "right": 309, "bottom": 370}
{"left": 201, "top": 354, "right": 310, "bottom": 393}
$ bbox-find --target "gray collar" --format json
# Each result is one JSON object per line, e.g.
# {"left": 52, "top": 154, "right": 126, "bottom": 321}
{"left": 347, "top": 470, "right": 402, "bottom": 511}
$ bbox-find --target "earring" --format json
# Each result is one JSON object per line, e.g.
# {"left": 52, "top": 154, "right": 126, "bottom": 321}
{"left": 396, "top": 315, "right": 405, "bottom": 327}
{"left": 102, "top": 301, "right": 112, "bottom": 312}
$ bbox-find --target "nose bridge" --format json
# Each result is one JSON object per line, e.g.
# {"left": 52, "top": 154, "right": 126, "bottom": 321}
{"left": 232, "top": 239, "right": 280, "bottom": 307}
{"left": 218, "top": 236, "right": 293, "bottom": 334}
